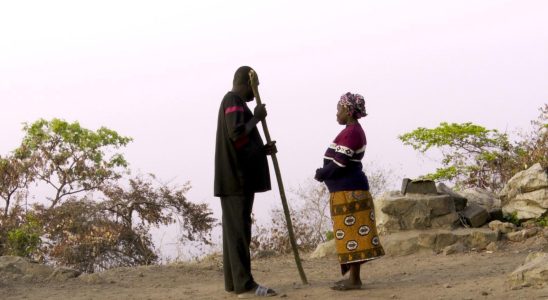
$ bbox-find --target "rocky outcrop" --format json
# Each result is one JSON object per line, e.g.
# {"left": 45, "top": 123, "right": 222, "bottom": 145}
{"left": 381, "top": 228, "right": 499, "bottom": 255}
{"left": 0, "top": 256, "right": 80, "bottom": 283}
{"left": 460, "top": 204, "right": 490, "bottom": 228}
{"left": 437, "top": 183, "right": 468, "bottom": 211}
{"left": 500, "top": 163, "right": 548, "bottom": 220}
{"left": 375, "top": 191, "right": 459, "bottom": 234}
{"left": 488, "top": 220, "right": 517, "bottom": 234}
{"left": 507, "top": 252, "right": 548, "bottom": 289}
{"left": 459, "top": 188, "right": 501, "bottom": 212}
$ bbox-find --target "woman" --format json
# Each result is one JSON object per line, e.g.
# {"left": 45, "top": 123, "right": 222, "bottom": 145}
{"left": 314, "top": 92, "right": 385, "bottom": 291}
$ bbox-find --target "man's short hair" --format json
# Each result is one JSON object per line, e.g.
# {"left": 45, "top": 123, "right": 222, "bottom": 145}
{"left": 233, "top": 66, "right": 252, "bottom": 86}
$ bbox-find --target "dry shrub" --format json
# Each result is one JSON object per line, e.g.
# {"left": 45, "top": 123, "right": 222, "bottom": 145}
{"left": 30, "top": 175, "right": 215, "bottom": 273}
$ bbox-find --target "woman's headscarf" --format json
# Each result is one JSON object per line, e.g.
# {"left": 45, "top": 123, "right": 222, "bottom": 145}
{"left": 338, "top": 92, "right": 367, "bottom": 119}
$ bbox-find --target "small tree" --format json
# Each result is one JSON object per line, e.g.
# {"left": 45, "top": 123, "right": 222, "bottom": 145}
{"left": 514, "top": 104, "right": 548, "bottom": 169}
{"left": 399, "top": 104, "right": 548, "bottom": 192}
{"left": 399, "top": 122, "right": 513, "bottom": 191}
{"left": 17, "top": 118, "right": 132, "bottom": 208}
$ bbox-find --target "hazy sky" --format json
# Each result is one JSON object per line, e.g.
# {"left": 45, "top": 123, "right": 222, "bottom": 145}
{"left": 1, "top": 0, "right": 547, "bottom": 258}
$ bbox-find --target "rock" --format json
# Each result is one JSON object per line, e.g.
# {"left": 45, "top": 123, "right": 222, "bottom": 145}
{"left": 521, "top": 220, "right": 538, "bottom": 229}
{"left": 309, "top": 239, "right": 337, "bottom": 258}
{"left": 418, "top": 231, "right": 458, "bottom": 253}
{"left": 430, "top": 212, "right": 459, "bottom": 229}
{"left": 507, "top": 252, "right": 548, "bottom": 289}
{"left": 500, "top": 163, "right": 548, "bottom": 201}
{"left": 488, "top": 220, "right": 516, "bottom": 234}
{"left": 401, "top": 178, "right": 412, "bottom": 194}
{"left": 437, "top": 183, "right": 468, "bottom": 211}
{"left": 0, "top": 256, "right": 54, "bottom": 283}
{"left": 382, "top": 228, "right": 499, "bottom": 255}
{"left": 465, "top": 229, "right": 499, "bottom": 249}
{"left": 443, "top": 242, "right": 466, "bottom": 255}
{"left": 502, "top": 189, "right": 548, "bottom": 220}
{"left": 507, "top": 228, "right": 539, "bottom": 242}
{"left": 485, "top": 242, "right": 499, "bottom": 252}
{"left": 401, "top": 179, "right": 438, "bottom": 195}
{"left": 382, "top": 234, "right": 421, "bottom": 256}
{"left": 460, "top": 204, "right": 490, "bottom": 228}
{"left": 459, "top": 188, "right": 501, "bottom": 211}
{"left": 500, "top": 163, "right": 548, "bottom": 220}
{"left": 375, "top": 193, "right": 457, "bottom": 234}
{"left": 47, "top": 267, "right": 81, "bottom": 282}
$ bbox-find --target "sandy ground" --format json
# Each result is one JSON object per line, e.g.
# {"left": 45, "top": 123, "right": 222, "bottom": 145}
{"left": 3, "top": 246, "right": 547, "bottom": 300}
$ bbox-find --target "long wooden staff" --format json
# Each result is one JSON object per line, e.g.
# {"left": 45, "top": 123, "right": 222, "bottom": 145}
{"left": 249, "top": 70, "right": 308, "bottom": 285}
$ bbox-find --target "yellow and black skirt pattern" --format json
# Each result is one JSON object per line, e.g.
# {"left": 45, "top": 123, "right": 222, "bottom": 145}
{"left": 330, "top": 190, "right": 385, "bottom": 268}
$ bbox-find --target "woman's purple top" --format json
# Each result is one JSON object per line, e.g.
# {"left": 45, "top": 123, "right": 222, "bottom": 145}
{"left": 319, "top": 123, "right": 370, "bottom": 193}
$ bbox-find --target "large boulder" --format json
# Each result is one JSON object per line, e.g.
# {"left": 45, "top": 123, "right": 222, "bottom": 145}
{"left": 507, "top": 252, "right": 548, "bottom": 289}
{"left": 374, "top": 191, "right": 458, "bottom": 234}
{"left": 460, "top": 203, "right": 490, "bottom": 228}
{"left": 382, "top": 228, "right": 499, "bottom": 255}
{"left": 500, "top": 163, "right": 548, "bottom": 220}
{"left": 437, "top": 183, "right": 468, "bottom": 211}
{"left": 0, "top": 256, "right": 80, "bottom": 283}
{"left": 0, "top": 256, "right": 52, "bottom": 283}
{"left": 459, "top": 188, "right": 501, "bottom": 212}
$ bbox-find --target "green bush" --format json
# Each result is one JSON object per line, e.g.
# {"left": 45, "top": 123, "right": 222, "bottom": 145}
{"left": 535, "top": 215, "right": 548, "bottom": 227}
{"left": 503, "top": 212, "right": 521, "bottom": 226}
{"left": 6, "top": 214, "right": 41, "bottom": 258}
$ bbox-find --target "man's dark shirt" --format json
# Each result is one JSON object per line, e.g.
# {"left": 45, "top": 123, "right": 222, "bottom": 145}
{"left": 214, "top": 92, "right": 271, "bottom": 196}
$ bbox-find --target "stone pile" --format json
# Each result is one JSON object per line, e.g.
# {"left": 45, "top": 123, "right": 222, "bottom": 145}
{"left": 500, "top": 163, "right": 548, "bottom": 220}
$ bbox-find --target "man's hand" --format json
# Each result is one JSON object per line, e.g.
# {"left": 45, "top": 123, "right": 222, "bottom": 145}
{"left": 254, "top": 104, "right": 267, "bottom": 121}
{"left": 263, "top": 141, "right": 277, "bottom": 156}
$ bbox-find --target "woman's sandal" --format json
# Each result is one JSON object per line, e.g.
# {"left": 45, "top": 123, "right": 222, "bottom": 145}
{"left": 237, "top": 285, "right": 277, "bottom": 298}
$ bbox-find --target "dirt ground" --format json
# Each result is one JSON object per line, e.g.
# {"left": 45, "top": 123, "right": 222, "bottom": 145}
{"left": 3, "top": 244, "right": 547, "bottom": 300}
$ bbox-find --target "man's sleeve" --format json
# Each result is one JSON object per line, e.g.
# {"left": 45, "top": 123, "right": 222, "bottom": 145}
{"left": 223, "top": 97, "right": 249, "bottom": 150}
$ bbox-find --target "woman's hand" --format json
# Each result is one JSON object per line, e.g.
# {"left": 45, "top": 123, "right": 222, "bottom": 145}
{"left": 314, "top": 168, "right": 325, "bottom": 182}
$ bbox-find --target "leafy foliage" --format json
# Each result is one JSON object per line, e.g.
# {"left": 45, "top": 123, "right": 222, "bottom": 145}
{"left": 6, "top": 212, "right": 42, "bottom": 259}
{"left": 398, "top": 104, "right": 547, "bottom": 192}
{"left": 0, "top": 119, "right": 216, "bottom": 272}
{"left": 17, "top": 118, "right": 132, "bottom": 208}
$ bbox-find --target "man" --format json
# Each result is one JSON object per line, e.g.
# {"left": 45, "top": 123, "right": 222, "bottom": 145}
{"left": 214, "top": 66, "right": 277, "bottom": 298}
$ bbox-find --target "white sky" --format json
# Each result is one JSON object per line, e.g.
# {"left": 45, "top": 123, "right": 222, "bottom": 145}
{"left": 1, "top": 0, "right": 547, "bottom": 259}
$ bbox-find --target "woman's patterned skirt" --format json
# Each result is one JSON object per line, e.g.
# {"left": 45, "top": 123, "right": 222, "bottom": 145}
{"left": 330, "top": 190, "right": 385, "bottom": 275}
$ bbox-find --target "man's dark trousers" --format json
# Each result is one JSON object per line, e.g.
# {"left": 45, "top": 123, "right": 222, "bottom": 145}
{"left": 221, "top": 193, "right": 256, "bottom": 293}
